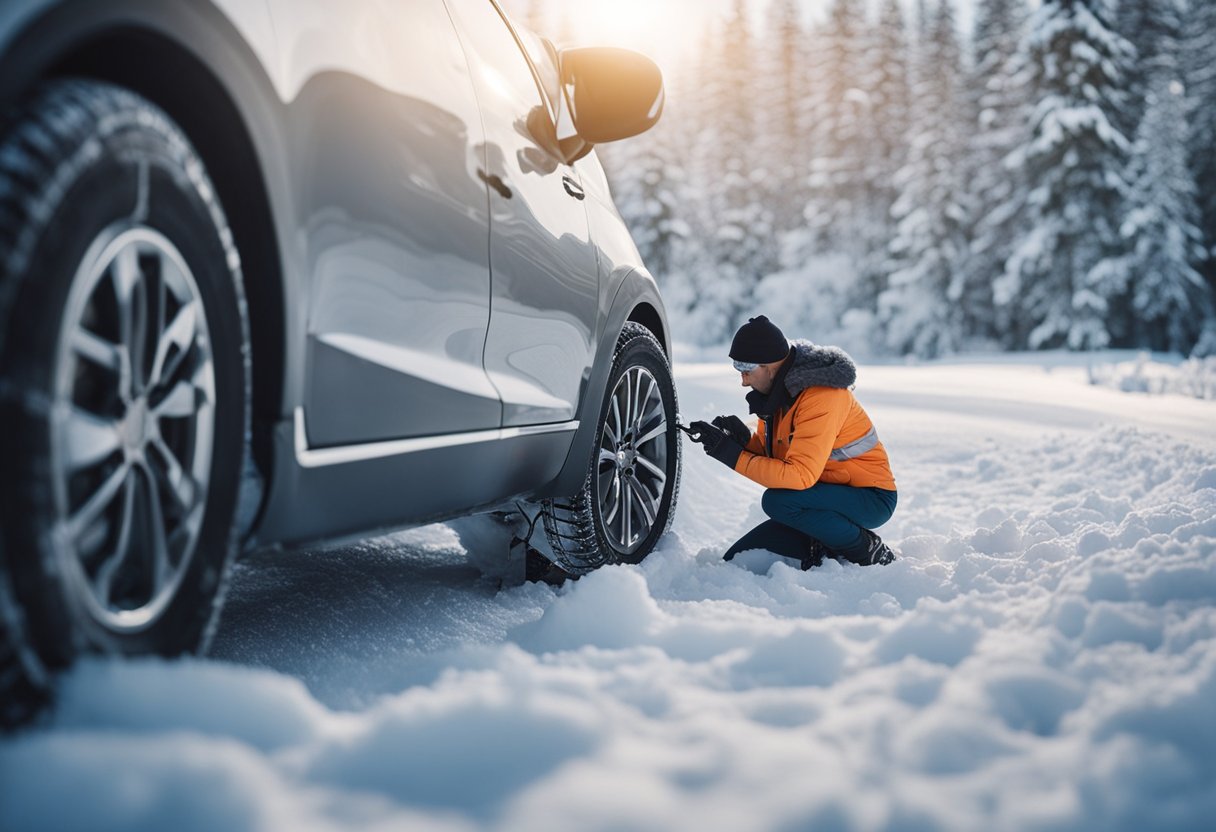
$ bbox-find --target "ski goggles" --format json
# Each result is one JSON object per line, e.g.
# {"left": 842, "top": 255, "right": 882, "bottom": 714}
{"left": 731, "top": 359, "right": 760, "bottom": 373}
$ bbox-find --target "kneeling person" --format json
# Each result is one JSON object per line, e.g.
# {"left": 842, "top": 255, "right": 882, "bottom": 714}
{"left": 687, "top": 315, "right": 897, "bottom": 569}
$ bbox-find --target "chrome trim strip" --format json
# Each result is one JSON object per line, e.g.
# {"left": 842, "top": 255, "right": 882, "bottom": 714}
{"left": 294, "top": 407, "right": 579, "bottom": 468}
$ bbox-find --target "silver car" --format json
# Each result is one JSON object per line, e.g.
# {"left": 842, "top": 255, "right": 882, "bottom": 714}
{"left": 0, "top": 0, "right": 680, "bottom": 721}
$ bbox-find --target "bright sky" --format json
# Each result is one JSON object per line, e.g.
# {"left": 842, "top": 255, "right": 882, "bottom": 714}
{"left": 503, "top": 0, "right": 976, "bottom": 79}
{"left": 505, "top": 0, "right": 818, "bottom": 74}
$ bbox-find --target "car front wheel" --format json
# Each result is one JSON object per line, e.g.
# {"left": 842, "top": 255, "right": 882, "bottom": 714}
{"left": 0, "top": 80, "right": 248, "bottom": 720}
{"left": 542, "top": 323, "right": 681, "bottom": 572}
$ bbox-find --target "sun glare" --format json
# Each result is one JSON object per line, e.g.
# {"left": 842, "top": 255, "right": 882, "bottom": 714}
{"left": 571, "top": 0, "right": 684, "bottom": 42}
{"left": 557, "top": 0, "right": 709, "bottom": 68}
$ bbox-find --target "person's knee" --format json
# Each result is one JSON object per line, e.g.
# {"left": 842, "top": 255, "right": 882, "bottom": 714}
{"left": 761, "top": 488, "right": 792, "bottom": 520}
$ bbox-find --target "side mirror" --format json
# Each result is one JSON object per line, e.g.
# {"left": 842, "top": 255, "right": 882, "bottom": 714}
{"left": 559, "top": 47, "right": 664, "bottom": 145}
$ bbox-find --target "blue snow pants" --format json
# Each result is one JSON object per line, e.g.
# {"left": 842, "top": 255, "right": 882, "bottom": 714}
{"left": 724, "top": 483, "right": 897, "bottom": 563}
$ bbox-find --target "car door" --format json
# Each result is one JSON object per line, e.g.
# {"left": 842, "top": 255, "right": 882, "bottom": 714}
{"left": 267, "top": 0, "right": 502, "bottom": 446}
{"left": 443, "top": 0, "right": 601, "bottom": 428}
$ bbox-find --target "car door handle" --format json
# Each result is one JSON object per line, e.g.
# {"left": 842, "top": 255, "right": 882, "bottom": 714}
{"left": 562, "top": 175, "right": 585, "bottom": 201}
{"left": 478, "top": 168, "right": 512, "bottom": 199}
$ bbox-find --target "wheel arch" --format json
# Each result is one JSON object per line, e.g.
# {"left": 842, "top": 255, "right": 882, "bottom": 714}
{"left": 538, "top": 269, "right": 674, "bottom": 498}
{"left": 626, "top": 300, "right": 669, "bottom": 357}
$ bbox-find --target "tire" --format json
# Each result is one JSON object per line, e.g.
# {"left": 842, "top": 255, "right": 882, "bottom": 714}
{"left": 542, "top": 323, "right": 681, "bottom": 572}
{"left": 0, "top": 80, "right": 249, "bottom": 716}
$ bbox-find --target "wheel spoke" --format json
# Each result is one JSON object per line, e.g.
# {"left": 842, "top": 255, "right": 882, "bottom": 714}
{"left": 597, "top": 464, "right": 616, "bottom": 505}
{"left": 640, "top": 392, "right": 664, "bottom": 429}
{"left": 622, "top": 478, "right": 633, "bottom": 546}
{"left": 155, "top": 377, "right": 203, "bottom": 418}
{"left": 92, "top": 473, "right": 137, "bottom": 608}
{"left": 150, "top": 436, "right": 196, "bottom": 512}
{"left": 112, "top": 245, "right": 150, "bottom": 392}
{"left": 137, "top": 463, "right": 174, "bottom": 596}
{"left": 150, "top": 300, "right": 197, "bottom": 388}
{"left": 603, "top": 471, "right": 621, "bottom": 525}
{"left": 598, "top": 448, "right": 618, "bottom": 468}
{"left": 67, "top": 461, "right": 129, "bottom": 539}
{"left": 635, "top": 420, "right": 667, "bottom": 448}
{"left": 62, "top": 406, "right": 122, "bottom": 471}
{"left": 631, "top": 475, "right": 657, "bottom": 526}
{"left": 112, "top": 245, "right": 140, "bottom": 339}
{"left": 631, "top": 371, "right": 647, "bottom": 429}
{"left": 620, "top": 377, "right": 632, "bottom": 438}
{"left": 156, "top": 257, "right": 168, "bottom": 354}
{"left": 637, "top": 374, "right": 656, "bottom": 433}
{"left": 635, "top": 453, "right": 667, "bottom": 486}
{"left": 73, "top": 328, "right": 123, "bottom": 373}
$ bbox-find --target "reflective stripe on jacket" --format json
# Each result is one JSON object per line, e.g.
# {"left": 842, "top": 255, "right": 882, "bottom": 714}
{"left": 734, "top": 386, "right": 896, "bottom": 491}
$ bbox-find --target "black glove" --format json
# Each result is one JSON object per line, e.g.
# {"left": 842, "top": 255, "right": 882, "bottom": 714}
{"left": 712, "top": 414, "right": 751, "bottom": 448}
{"left": 687, "top": 420, "right": 744, "bottom": 468}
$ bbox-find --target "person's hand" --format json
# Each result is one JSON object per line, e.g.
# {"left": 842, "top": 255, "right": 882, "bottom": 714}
{"left": 686, "top": 420, "right": 724, "bottom": 450}
{"left": 687, "top": 420, "right": 744, "bottom": 468}
{"left": 712, "top": 414, "right": 750, "bottom": 447}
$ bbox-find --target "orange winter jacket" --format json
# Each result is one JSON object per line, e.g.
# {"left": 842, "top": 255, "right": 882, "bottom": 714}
{"left": 733, "top": 342, "right": 896, "bottom": 492}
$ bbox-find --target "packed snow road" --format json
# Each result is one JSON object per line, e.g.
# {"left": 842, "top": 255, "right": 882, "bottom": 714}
{"left": 2, "top": 356, "right": 1214, "bottom": 831}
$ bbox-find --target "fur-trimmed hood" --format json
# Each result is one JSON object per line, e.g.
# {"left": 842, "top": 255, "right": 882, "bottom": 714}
{"left": 783, "top": 340, "right": 856, "bottom": 396}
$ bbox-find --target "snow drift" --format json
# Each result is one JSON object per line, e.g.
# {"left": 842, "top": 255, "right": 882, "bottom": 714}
{"left": 2, "top": 356, "right": 1214, "bottom": 831}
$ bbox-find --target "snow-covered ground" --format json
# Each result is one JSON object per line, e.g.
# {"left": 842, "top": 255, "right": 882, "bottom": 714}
{"left": 2, "top": 354, "right": 1214, "bottom": 831}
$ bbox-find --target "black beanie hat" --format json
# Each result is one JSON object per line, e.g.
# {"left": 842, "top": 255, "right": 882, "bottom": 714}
{"left": 729, "top": 316, "right": 789, "bottom": 364}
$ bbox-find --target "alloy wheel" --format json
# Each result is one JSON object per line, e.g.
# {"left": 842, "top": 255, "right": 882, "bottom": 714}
{"left": 596, "top": 366, "right": 669, "bottom": 556}
{"left": 48, "top": 224, "right": 216, "bottom": 632}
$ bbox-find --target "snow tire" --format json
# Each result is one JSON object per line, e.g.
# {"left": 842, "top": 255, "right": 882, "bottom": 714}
{"left": 542, "top": 322, "right": 681, "bottom": 573}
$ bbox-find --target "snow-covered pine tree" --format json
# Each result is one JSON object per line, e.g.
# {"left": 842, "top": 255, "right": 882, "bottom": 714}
{"left": 1183, "top": 0, "right": 1216, "bottom": 307}
{"left": 1114, "top": 0, "right": 1178, "bottom": 140}
{"left": 686, "top": 0, "right": 777, "bottom": 344}
{"left": 1120, "top": 0, "right": 1212, "bottom": 353}
{"left": 758, "top": 0, "right": 809, "bottom": 237}
{"left": 965, "top": 0, "right": 1030, "bottom": 345}
{"left": 625, "top": 23, "right": 724, "bottom": 340}
{"left": 865, "top": 0, "right": 911, "bottom": 229}
{"left": 611, "top": 125, "right": 688, "bottom": 285}
{"left": 794, "top": 18, "right": 834, "bottom": 250}
{"left": 850, "top": 0, "right": 912, "bottom": 316}
{"left": 805, "top": 0, "right": 869, "bottom": 257}
{"left": 1000, "top": 0, "right": 1133, "bottom": 350}
{"left": 880, "top": 0, "right": 969, "bottom": 357}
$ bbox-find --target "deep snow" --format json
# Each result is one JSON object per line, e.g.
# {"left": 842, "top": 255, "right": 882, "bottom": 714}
{"left": 2, "top": 353, "right": 1215, "bottom": 831}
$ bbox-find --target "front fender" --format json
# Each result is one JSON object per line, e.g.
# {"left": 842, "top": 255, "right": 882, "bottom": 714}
{"left": 538, "top": 267, "right": 672, "bottom": 498}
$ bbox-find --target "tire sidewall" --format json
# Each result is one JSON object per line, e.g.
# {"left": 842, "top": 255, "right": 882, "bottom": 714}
{"left": 0, "top": 84, "right": 247, "bottom": 663}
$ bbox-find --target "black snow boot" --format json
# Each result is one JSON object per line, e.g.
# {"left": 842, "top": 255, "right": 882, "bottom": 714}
{"left": 836, "top": 529, "right": 897, "bottom": 566}
{"left": 800, "top": 538, "right": 827, "bottom": 571}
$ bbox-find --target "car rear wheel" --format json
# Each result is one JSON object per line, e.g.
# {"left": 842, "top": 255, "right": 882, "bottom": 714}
{"left": 0, "top": 80, "right": 248, "bottom": 721}
{"left": 542, "top": 323, "right": 681, "bottom": 572}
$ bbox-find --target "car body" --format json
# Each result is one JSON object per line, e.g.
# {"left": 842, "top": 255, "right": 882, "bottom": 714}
{"left": 0, "top": 0, "right": 678, "bottom": 720}
{"left": 0, "top": 0, "right": 670, "bottom": 545}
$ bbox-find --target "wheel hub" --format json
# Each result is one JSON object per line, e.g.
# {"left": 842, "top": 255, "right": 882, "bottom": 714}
{"left": 121, "top": 399, "right": 151, "bottom": 451}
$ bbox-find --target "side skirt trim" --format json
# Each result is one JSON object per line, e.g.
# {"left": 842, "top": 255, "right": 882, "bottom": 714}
{"left": 293, "top": 407, "right": 579, "bottom": 468}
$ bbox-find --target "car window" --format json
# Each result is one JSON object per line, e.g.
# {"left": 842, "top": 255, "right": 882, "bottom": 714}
{"left": 516, "top": 29, "right": 579, "bottom": 143}
{"left": 514, "top": 26, "right": 560, "bottom": 114}
{"left": 445, "top": 0, "right": 553, "bottom": 126}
